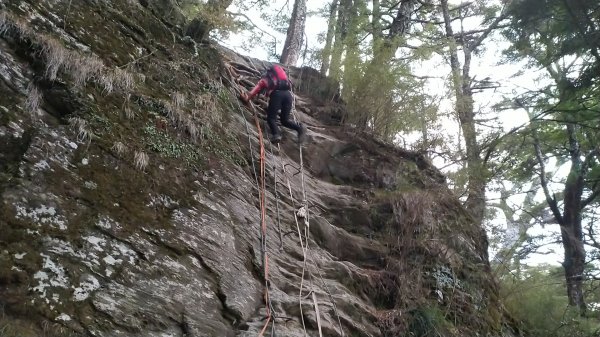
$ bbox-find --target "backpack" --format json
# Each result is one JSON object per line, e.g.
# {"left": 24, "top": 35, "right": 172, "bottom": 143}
{"left": 265, "top": 65, "right": 291, "bottom": 91}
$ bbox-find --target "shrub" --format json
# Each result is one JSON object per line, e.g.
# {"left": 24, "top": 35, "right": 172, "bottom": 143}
{"left": 500, "top": 266, "right": 600, "bottom": 337}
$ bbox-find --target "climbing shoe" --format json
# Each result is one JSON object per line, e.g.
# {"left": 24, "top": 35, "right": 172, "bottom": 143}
{"left": 271, "top": 134, "right": 282, "bottom": 144}
{"left": 297, "top": 124, "right": 307, "bottom": 144}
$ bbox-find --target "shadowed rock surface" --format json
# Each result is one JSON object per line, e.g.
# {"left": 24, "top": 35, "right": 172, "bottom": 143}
{"left": 0, "top": 1, "right": 518, "bottom": 337}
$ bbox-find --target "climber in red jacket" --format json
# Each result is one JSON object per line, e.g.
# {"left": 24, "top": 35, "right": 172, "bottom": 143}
{"left": 240, "top": 64, "right": 307, "bottom": 144}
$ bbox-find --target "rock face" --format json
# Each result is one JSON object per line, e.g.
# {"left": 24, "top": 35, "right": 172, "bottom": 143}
{"left": 0, "top": 1, "right": 516, "bottom": 337}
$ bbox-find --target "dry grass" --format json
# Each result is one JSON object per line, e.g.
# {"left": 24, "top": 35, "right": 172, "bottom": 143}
{"left": 133, "top": 151, "right": 149, "bottom": 171}
{"left": 41, "top": 39, "right": 68, "bottom": 81}
{"left": 71, "top": 55, "right": 103, "bottom": 87}
{"left": 172, "top": 92, "right": 186, "bottom": 109}
{"left": 163, "top": 100, "right": 184, "bottom": 126}
{"left": 122, "top": 94, "right": 135, "bottom": 119}
{"left": 68, "top": 117, "right": 92, "bottom": 143}
{"left": 25, "top": 83, "right": 42, "bottom": 116}
{"left": 0, "top": 12, "right": 9, "bottom": 36}
{"left": 113, "top": 68, "right": 134, "bottom": 91}
{"left": 1, "top": 14, "right": 136, "bottom": 95}
{"left": 112, "top": 141, "right": 127, "bottom": 155}
{"left": 183, "top": 116, "right": 199, "bottom": 142}
{"left": 194, "top": 93, "right": 218, "bottom": 121}
{"left": 99, "top": 72, "right": 115, "bottom": 94}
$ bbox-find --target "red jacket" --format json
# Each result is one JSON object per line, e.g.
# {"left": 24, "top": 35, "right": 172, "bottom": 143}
{"left": 247, "top": 78, "right": 270, "bottom": 100}
{"left": 247, "top": 65, "right": 289, "bottom": 100}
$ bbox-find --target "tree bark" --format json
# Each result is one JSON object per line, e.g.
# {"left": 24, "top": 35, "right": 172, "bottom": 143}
{"left": 561, "top": 122, "right": 587, "bottom": 314}
{"left": 320, "top": 0, "right": 339, "bottom": 75}
{"left": 329, "top": 0, "right": 352, "bottom": 81}
{"left": 532, "top": 118, "right": 587, "bottom": 315}
{"left": 280, "top": 0, "right": 307, "bottom": 66}
{"left": 341, "top": 0, "right": 365, "bottom": 99}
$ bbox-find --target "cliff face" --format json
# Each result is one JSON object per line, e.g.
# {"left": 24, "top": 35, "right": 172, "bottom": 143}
{"left": 0, "top": 1, "right": 514, "bottom": 337}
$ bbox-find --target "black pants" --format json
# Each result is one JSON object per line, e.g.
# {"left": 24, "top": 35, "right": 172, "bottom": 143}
{"left": 267, "top": 90, "right": 301, "bottom": 136}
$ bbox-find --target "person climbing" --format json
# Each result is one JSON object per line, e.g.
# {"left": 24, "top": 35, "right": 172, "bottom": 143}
{"left": 240, "top": 64, "right": 307, "bottom": 144}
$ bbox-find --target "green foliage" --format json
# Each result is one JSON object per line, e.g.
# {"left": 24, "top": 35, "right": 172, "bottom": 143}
{"left": 408, "top": 306, "right": 453, "bottom": 337}
{"left": 496, "top": 2, "right": 600, "bottom": 313}
{"left": 500, "top": 266, "right": 600, "bottom": 337}
{"left": 181, "top": 0, "right": 237, "bottom": 40}
{"left": 143, "top": 124, "right": 204, "bottom": 164}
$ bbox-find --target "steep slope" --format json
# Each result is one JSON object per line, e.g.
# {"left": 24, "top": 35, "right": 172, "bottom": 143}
{"left": 0, "top": 1, "right": 516, "bottom": 337}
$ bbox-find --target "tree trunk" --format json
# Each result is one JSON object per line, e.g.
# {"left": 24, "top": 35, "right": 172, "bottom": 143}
{"left": 185, "top": 0, "right": 233, "bottom": 41}
{"left": 341, "top": 0, "right": 364, "bottom": 99}
{"left": 561, "top": 122, "right": 587, "bottom": 314}
{"left": 441, "top": 0, "right": 486, "bottom": 225}
{"left": 320, "top": 0, "right": 339, "bottom": 75}
{"left": 561, "top": 214, "right": 586, "bottom": 314}
{"left": 371, "top": 0, "right": 382, "bottom": 57}
{"left": 329, "top": 0, "right": 352, "bottom": 81}
{"left": 280, "top": 0, "right": 307, "bottom": 66}
{"left": 533, "top": 117, "right": 588, "bottom": 315}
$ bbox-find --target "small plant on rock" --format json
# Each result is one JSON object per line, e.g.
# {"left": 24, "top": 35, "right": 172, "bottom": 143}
{"left": 68, "top": 117, "right": 92, "bottom": 143}
{"left": 25, "top": 83, "right": 42, "bottom": 116}
{"left": 112, "top": 141, "right": 127, "bottom": 156}
{"left": 133, "top": 151, "right": 149, "bottom": 171}
{"left": 72, "top": 55, "right": 103, "bottom": 87}
{"left": 41, "top": 38, "right": 67, "bottom": 81}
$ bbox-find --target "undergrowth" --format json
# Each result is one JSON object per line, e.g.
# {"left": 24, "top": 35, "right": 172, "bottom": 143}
{"left": 143, "top": 124, "right": 204, "bottom": 165}
{"left": 365, "top": 188, "right": 502, "bottom": 337}
{"left": 500, "top": 266, "right": 600, "bottom": 337}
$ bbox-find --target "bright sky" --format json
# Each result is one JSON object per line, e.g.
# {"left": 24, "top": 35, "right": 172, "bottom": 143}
{"left": 223, "top": 0, "right": 564, "bottom": 267}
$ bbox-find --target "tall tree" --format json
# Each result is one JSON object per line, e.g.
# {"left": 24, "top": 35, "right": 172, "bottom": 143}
{"left": 340, "top": 0, "right": 367, "bottom": 98}
{"left": 329, "top": 0, "right": 352, "bottom": 81}
{"left": 504, "top": 0, "right": 600, "bottom": 314}
{"left": 320, "top": 1, "right": 339, "bottom": 75}
{"left": 346, "top": 0, "right": 418, "bottom": 130}
{"left": 280, "top": 0, "right": 307, "bottom": 65}
{"left": 439, "top": 0, "right": 510, "bottom": 226}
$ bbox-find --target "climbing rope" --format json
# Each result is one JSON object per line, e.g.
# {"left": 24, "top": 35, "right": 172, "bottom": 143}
{"left": 228, "top": 64, "right": 345, "bottom": 337}
{"left": 268, "top": 132, "right": 284, "bottom": 250}
{"left": 228, "top": 77, "right": 277, "bottom": 337}
{"left": 289, "top": 88, "right": 346, "bottom": 337}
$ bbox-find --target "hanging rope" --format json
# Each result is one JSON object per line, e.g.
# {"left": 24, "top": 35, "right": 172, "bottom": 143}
{"left": 227, "top": 63, "right": 344, "bottom": 337}
{"left": 227, "top": 75, "right": 276, "bottom": 337}
{"left": 289, "top": 87, "right": 346, "bottom": 337}
{"left": 268, "top": 134, "right": 284, "bottom": 250}
{"left": 287, "top": 88, "right": 319, "bottom": 335}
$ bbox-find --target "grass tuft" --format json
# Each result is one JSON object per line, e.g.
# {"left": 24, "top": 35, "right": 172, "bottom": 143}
{"left": 172, "top": 92, "right": 186, "bottom": 109}
{"left": 41, "top": 39, "right": 67, "bottom": 81}
{"left": 24, "top": 83, "right": 42, "bottom": 116}
{"left": 0, "top": 12, "right": 9, "bottom": 36}
{"left": 133, "top": 151, "right": 149, "bottom": 171}
{"left": 184, "top": 116, "right": 199, "bottom": 142}
{"left": 112, "top": 141, "right": 127, "bottom": 156}
{"left": 68, "top": 117, "right": 92, "bottom": 143}
{"left": 72, "top": 55, "right": 103, "bottom": 87}
{"left": 113, "top": 68, "right": 135, "bottom": 91}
